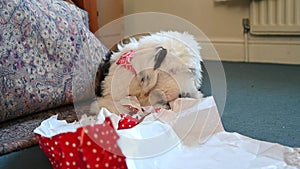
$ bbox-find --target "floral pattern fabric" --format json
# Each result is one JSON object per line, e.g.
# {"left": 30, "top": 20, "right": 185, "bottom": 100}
{"left": 0, "top": 0, "right": 108, "bottom": 122}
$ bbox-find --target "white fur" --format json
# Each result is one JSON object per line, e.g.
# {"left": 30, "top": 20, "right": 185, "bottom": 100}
{"left": 91, "top": 31, "right": 203, "bottom": 116}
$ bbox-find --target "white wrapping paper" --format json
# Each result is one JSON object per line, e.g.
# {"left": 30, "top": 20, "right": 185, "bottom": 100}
{"left": 116, "top": 97, "right": 300, "bottom": 169}
{"left": 122, "top": 131, "right": 300, "bottom": 169}
{"left": 34, "top": 108, "right": 121, "bottom": 136}
{"left": 35, "top": 97, "right": 300, "bottom": 169}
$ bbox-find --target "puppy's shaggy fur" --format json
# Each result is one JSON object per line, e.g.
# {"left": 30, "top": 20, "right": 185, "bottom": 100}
{"left": 91, "top": 31, "right": 203, "bottom": 116}
{"left": 129, "top": 69, "right": 180, "bottom": 108}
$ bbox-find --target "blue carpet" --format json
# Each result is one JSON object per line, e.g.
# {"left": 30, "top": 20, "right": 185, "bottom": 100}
{"left": 201, "top": 61, "right": 300, "bottom": 147}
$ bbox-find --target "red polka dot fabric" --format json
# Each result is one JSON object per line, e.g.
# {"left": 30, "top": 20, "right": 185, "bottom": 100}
{"left": 36, "top": 117, "right": 132, "bottom": 169}
{"left": 118, "top": 114, "right": 140, "bottom": 130}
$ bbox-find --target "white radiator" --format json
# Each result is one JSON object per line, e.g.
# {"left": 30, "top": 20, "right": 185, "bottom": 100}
{"left": 250, "top": 0, "right": 300, "bottom": 35}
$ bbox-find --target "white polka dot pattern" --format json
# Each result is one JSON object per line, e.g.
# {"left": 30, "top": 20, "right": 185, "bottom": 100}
{"left": 36, "top": 117, "right": 127, "bottom": 169}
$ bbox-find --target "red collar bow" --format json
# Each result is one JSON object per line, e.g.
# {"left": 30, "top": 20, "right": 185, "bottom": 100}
{"left": 116, "top": 50, "right": 136, "bottom": 75}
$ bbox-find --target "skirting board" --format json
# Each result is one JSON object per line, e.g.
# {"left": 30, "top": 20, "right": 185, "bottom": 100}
{"left": 248, "top": 42, "right": 300, "bottom": 65}
{"left": 199, "top": 38, "right": 300, "bottom": 65}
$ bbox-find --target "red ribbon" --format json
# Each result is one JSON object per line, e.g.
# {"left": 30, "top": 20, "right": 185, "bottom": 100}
{"left": 116, "top": 50, "right": 136, "bottom": 75}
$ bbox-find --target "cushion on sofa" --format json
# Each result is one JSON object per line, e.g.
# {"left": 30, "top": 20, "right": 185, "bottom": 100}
{"left": 0, "top": 0, "right": 108, "bottom": 122}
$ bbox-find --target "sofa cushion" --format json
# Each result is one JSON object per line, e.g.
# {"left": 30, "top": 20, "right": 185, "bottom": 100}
{"left": 0, "top": 0, "right": 107, "bottom": 122}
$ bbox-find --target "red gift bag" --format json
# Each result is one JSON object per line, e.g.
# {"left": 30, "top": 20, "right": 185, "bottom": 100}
{"left": 36, "top": 117, "right": 129, "bottom": 169}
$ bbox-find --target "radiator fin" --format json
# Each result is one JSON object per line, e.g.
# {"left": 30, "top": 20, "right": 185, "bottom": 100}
{"left": 250, "top": 0, "right": 300, "bottom": 35}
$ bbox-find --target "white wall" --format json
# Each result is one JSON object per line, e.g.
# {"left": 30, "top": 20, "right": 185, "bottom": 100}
{"left": 123, "top": 0, "right": 300, "bottom": 64}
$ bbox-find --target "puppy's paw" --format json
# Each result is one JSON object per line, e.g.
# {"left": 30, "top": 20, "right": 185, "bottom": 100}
{"left": 178, "top": 92, "right": 191, "bottom": 98}
{"left": 153, "top": 101, "right": 171, "bottom": 110}
{"left": 179, "top": 91, "right": 203, "bottom": 99}
{"left": 89, "top": 100, "right": 101, "bottom": 115}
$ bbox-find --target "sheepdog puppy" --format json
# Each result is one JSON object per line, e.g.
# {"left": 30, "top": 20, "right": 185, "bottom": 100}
{"left": 91, "top": 31, "right": 203, "bottom": 117}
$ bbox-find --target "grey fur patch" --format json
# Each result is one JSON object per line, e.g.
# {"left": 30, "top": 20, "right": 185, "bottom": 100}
{"left": 154, "top": 47, "right": 167, "bottom": 70}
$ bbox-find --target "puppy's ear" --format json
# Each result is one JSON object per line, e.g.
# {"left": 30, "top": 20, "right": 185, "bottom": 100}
{"left": 138, "top": 69, "right": 159, "bottom": 93}
{"left": 154, "top": 47, "right": 167, "bottom": 70}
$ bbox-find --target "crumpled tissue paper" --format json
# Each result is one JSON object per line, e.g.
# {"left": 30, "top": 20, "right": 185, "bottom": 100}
{"left": 35, "top": 96, "right": 300, "bottom": 169}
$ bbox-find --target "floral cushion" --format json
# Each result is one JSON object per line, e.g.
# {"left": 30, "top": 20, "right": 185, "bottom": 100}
{"left": 0, "top": 0, "right": 108, "bottom": 122}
